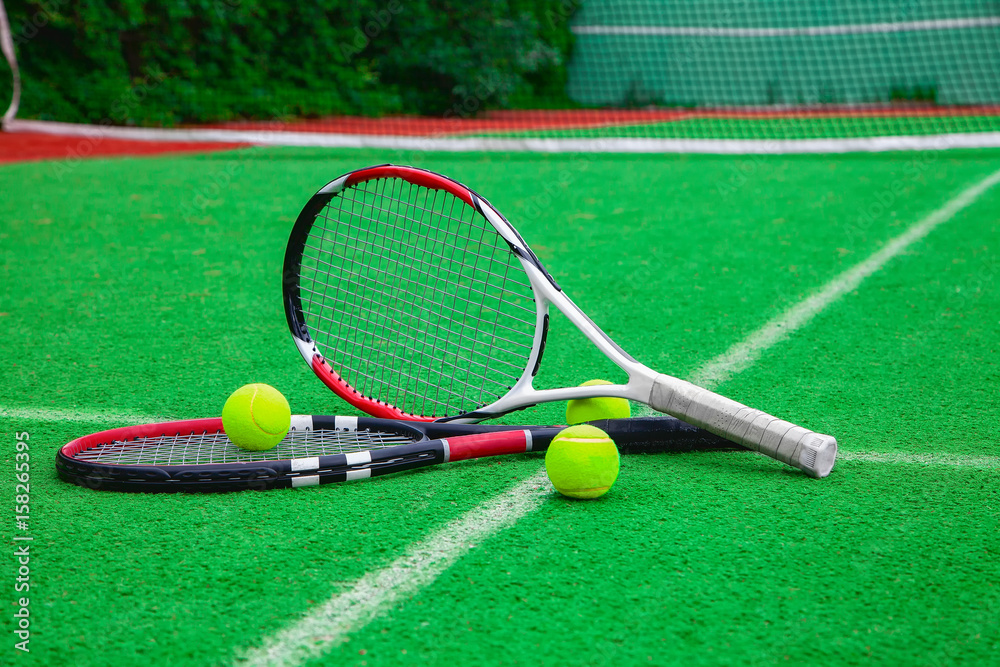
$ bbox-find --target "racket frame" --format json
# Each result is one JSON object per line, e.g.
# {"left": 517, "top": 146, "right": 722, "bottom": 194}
{"left": 56, "top": 415, "right": 729, "bottom": 492}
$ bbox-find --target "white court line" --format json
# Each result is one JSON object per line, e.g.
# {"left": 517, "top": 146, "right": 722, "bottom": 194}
{"left": 234, "top": 471, "right": 552, "bottom": 666}
{"left": 839, "top": 451, "right": 1000, "bottom": 468}
{"left": 0, "top": 404, "right": 167, "bottom": 425}
{"left": 231, "top": 166, "right": 1000, "bottom": 666}
{"left": 687, "top": 165, "right": 1000, "bottom": 389}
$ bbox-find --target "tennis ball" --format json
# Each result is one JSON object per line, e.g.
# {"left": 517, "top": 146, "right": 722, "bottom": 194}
{"left": 221, "top": 383, "right": 291, "bottom": 451}
{"left": 545, "top": 424, "right": 620, "bottom": 499}
{"left": 565, "top": 379, "right": 631, "bottom": 425}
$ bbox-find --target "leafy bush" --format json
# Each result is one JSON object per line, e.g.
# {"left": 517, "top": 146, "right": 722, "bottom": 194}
{"left": 2, "top": 0, "right": 576, "bottom": 125}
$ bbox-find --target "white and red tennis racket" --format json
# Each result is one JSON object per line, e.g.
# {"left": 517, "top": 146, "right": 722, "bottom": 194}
{"left": 57, "top": 415, "right": 731, "bottom": 492}
{"left": 282, "top": 165, "right": 837, "bottom": 477}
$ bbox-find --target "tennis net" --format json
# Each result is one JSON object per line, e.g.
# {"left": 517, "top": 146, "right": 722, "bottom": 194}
{"left": 2, "top": 0, "right": 999, "bottom": 153}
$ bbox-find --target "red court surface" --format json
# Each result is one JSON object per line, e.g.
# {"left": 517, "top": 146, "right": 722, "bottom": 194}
{"left": 0, "top": 131, "right": 244, "bottom": 164}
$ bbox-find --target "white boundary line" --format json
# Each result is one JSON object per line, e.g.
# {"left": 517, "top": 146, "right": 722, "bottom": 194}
{"left": 230, "top": 168, "right": 1000, "bottom": 665}
{"left": 0, "top": 404, "right": 167, "bottom": 425}
{"left": 234, "top": 471, "right": 553, "bottom": 667}
{"left": 572, "top": 16, "right": 1000, "bottom": 38}
{"left": 839, "top": 451, "right": 1000, "bottom": 468}
{"left": 5, "top": 118, "right": 1000, "bottom": 155}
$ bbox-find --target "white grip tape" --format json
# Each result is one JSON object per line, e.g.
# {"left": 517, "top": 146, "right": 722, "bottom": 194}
{"left": 648, "top": 374, "right": 837, "bottom": 478}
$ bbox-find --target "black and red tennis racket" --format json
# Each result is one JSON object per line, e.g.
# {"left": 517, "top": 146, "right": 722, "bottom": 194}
{"left": 57, "top": 415, "right": 733, "bottom": 492}
{"left": 282, "top": 164, "right": 838, "bottom": 478}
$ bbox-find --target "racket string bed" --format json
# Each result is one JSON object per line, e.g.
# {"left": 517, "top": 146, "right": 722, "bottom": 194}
{"left": 71, "top": 428, "right": 418, "bottom": 466}
{"left": 300, "top": 297, "right": 525, "bottom": 396}
{"left": 302, "top": 321, "right": 515, "bottom": 415}
{"left": 297, "top": 176, "right": 537, "bottom": 416}
{"left": 300, "top": 242, "right": 534, "bottom": 325}
{"left": 300, "top": 284, "right": 530, "bottom": 367}
{"left": 301, "top": 237, "right": 534, "bottom": 336}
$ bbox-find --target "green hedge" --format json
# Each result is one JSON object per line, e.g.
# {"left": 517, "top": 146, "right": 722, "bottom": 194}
{"left": 2, "top": 0, "right": 576, "bottom": 125}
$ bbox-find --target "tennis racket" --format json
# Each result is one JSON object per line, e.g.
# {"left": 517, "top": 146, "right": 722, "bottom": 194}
{"left": 282, "top": 164, "right": 838, "bottom": 478}
{"left": 57, "top": 415, "right": 732, "bottom": 492}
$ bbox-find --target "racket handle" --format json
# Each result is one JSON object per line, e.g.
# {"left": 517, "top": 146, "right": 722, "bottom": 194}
{"left": 648, "top": 375, "right": 837, "bottom": 478}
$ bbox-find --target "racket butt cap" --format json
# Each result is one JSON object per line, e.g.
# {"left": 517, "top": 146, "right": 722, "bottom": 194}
{"left": 796, "top": 434, "right": 837, "bottom": 478}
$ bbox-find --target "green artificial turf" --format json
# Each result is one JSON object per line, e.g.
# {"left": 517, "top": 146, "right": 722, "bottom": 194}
{"left": 1, "top": 146, "right": 998, "bottom": 666}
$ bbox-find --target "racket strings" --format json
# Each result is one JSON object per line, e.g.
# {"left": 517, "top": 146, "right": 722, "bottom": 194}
{"left": 299, "top": 242, "right": 534, "bottom": 340}
{"left": 309, "top": 201, "right": 531, "bottom": 283}
{"left": 302, "top": 306, "right": 523, "bottom": 397}
{"left": 71, "top": 428, "right": 419, "bottom": 466}
{"left": 297, "top": 177, "right": 536, "bottom": 417}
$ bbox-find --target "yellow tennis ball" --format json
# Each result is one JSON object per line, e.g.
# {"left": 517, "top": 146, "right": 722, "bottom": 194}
{"left": 565, "top": 379, "right": 631, "bottom": 425}
{"left": 221, "top": 383, "right": 291, "bottom": 451}
{"left": 544, "top": 425, "right": 620, "bottom": 499}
